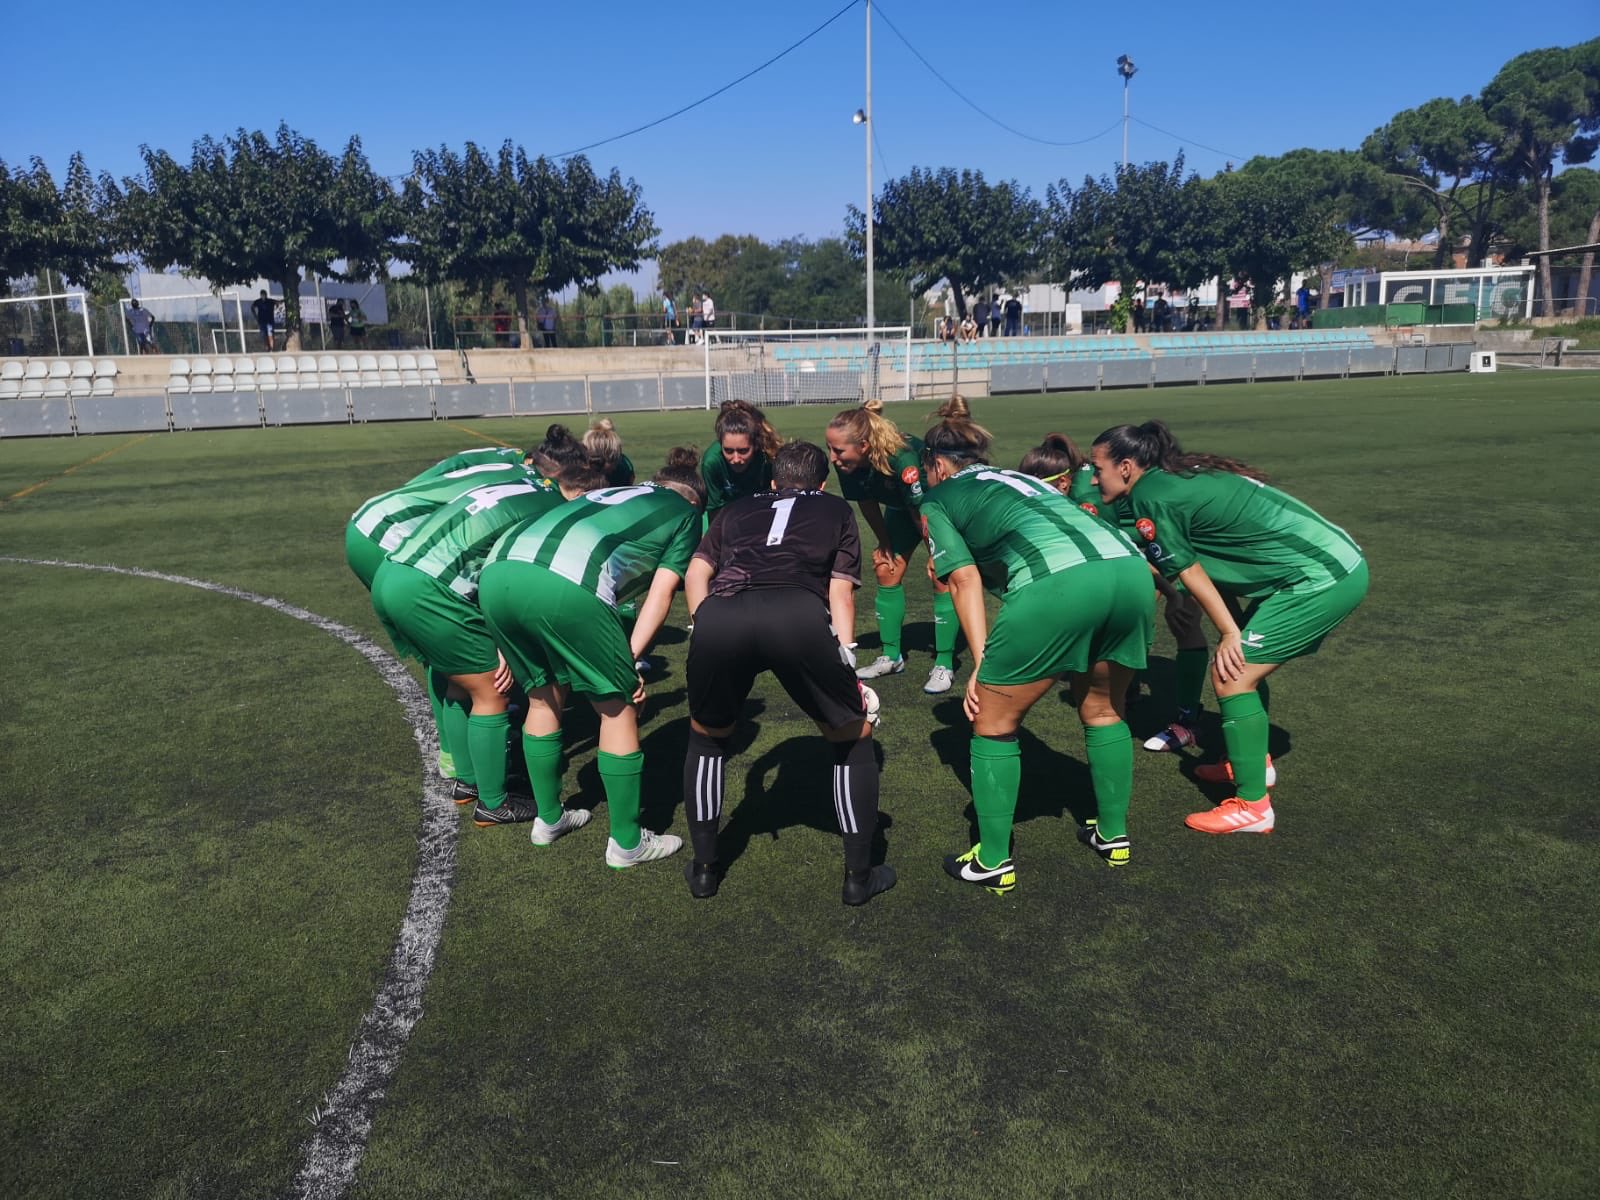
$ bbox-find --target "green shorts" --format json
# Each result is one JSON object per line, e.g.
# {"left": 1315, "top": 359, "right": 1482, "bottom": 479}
{"left": 1237, "top": 559, "right": 1368, "bottom": 665}
{"left": 883, "top": 506, "right": 923, "bottom": 560}
{"left": 478, "top": 560, "right": 635, "bottom": 698}
{"left": 370, "top": 560, "right": 500, "bottom": 677}
{"left": 344, "top": 521, "right": 386, "bottom": 592}
{"left": 977, "top": 556, "right": 1155, "bottom": 687}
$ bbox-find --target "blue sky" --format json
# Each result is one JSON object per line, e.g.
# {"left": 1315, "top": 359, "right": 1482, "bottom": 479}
{"left": 4, "top": 1, "right": 1591, "bottom": 273}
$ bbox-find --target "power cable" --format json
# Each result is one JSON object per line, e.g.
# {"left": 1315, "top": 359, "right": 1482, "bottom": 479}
{"left": 1130, "top": 117, "right": 1245, "bottom": 165}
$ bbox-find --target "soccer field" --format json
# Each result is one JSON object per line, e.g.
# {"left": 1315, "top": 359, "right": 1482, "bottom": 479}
{"left": 2, "top": 373, "right": 1596, "bottom": 1199}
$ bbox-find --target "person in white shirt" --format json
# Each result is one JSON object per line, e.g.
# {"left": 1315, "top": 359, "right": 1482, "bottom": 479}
{"left": 701, "top": 292, "right": 715, "bottom": 330}
{"left": 128, "top": 299, "right": 157, "bottom": 354}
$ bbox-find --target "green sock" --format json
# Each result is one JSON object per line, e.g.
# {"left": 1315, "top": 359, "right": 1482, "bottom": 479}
{"left": 932, "top": 589, "right": 957, "bottom": 669}
{"left": 442, "top": 696, "right": 475, "bottom": 787}
{"left": 598, "top": 750, "right": 645, "bottom": 849}
{"left": 1083, "top": 722, "right": 1134, "bottom": 839}
{"left": 522, "top": 731, "right": 565, "bottom": 824}
{"left": 466, "top": 713, "right": 510, "bottom": 809}
{"left": 970, "top": 735, "right": 1021, "bottom": 868}
{"left": 1219, "top": 692, "right": 1270, "bottom": 801}
{"left": 1174, "top": 648, "right": 1209, "bottom": 717}
{"left": 875, "top": 584, "right": 906, "bottom": 661}
{"left": 428, "top": 669, "right": 452, "bottom": 772}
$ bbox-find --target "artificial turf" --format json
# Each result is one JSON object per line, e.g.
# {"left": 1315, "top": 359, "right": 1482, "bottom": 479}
{"left": 1, "top": 373, "right": 1596, "bottom": 1199}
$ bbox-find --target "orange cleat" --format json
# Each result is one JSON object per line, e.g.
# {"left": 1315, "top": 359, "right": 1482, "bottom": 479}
{"left": 1193, "top": 754, "right": 1276, "bottom": 787}
{"left": 1185, "top": 795, "right": 1275, "bottom": 835}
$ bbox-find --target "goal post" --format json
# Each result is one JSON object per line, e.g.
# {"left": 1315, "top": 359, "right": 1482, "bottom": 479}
{"left": 702, "top": 326, "right": 913, "bottom": 411}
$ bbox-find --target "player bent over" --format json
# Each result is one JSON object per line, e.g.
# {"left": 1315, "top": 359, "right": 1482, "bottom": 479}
{"left": 371, "top": 469, "right": 581, "bottom": 827}
{"left": 919, "top": 399, "right": 1155, "bottom": 891}
{"left": 1090, "top": 421, "right": 1366, "bottom": 833}
{"left": 680, "top": 440, "right": 896, "bottom": 906}
{"left": 477, "top": 450, "right": 706, "bottom": 867}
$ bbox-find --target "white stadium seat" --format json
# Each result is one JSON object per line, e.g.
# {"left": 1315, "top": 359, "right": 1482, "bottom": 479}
{"left": 276, "top": 356, "right": 299, "bottom": 389}
{"left": 189, "top": 357, "right": 214, "bottom": 394}
{"left": 168, "top": 358, "right": 191, "bottom": 394}
{"left": 70, "top": 359, "right": 94, "bottom": 397}
{"left": 254, "top": 356, "right": 278, "bottom": 391}
{"left": 358, "top": 353, "right": 380, "bottom": 387}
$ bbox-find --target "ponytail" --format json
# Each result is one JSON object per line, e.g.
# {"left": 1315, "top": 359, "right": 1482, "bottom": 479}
{"left": 1092, "top": 419, "right": 1268, "bottom": 482}
{"left": 921, "top": 395, "right": 992, "bottom": 466}
{"left": 1018, "top": 432, "right": 1086, "bottom": 480}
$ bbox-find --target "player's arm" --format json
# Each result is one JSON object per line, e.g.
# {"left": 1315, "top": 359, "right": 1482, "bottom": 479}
{"left": 944, "top": 566, "right": 988, "bottom": 665}
{"left": 1176, "top": 563, "right": 1244, "bottom": 682}
{"left": 828, "top": 577, "right": 856, "bottom": 649}
{"left": 685, "top": 558, "right": 714, "bottom": 619}
{"left": 857, "top": 498, "right": 891, "bottom": 551}
{"left": 629, "top": 567, "right": 683, "bottom": 662}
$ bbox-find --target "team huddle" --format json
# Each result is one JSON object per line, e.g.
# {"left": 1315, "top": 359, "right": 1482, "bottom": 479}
{"left": 345, "top": 397, "right": 1367, "bottom": 904}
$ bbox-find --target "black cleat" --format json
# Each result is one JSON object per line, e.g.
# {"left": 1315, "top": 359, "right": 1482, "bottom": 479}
{"left": 471, "top": 796, "right": 538, "bottom": 827}
{"left": 1077, "top": 823, "right": 1131, "bottom": 867}
{"left": 684, "top": 860, "right": 723, "bottom": 899}
{"left": 451, "top": 780, "right": 480, "bottom": 806}
{"left": 842, "top": 864, "right": 897, "bottom": 906}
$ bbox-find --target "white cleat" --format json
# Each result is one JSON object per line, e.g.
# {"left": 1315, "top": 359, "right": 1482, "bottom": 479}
{"left": 530, "top": 808, "right": 592, "bottom": 846}
{"left": 855, "top": 655, "right": 905, "bottom": 680}
{"left": 605, "top": 829, "right": 683, "bottom": 868}
{"left": 923, "top": 665, "right": 955, "bottom": 695}
{"left": 1143, "top": 722, "right": 1197, "bottom": 752}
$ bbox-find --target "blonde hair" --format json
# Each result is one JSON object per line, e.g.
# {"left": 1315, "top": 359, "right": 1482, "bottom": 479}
{"left": 827, "top": 397, "right": 906, "bottom": 476}
{"left": 583, "top": 417, "right": 622, "bottom": 462}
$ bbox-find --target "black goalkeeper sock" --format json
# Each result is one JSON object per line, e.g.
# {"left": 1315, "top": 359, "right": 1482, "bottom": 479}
{"left": 833, "top": 736, "right": 880, "bottom": 873}
{"left": 683, "top": 729, "right": 728, "bottom": 866}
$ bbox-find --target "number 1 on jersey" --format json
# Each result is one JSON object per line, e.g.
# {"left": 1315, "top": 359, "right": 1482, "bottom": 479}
{"left": 765, "top": 496, "right": 796, "bottom": 545}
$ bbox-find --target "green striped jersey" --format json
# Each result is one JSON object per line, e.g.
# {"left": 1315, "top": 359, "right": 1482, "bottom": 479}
{"left": 351, "top": 461, "right": 531, "bottom": 554}
{"left": 834, "top": 436, "right": 927, "bottom": 511}
{"left": 921, "top": 465, "right": 1141, "bottom": 596}
{"left": 1129, "top": 468, "right": 1363, "bottom": 597}
{"left": 387, "top": 474, "right": 563, "bottom": 598}
{"left": 484, "top": 483, "right": 700, "bottom": 608}
{"left": 701, "top": 442, "right": 773, "bottom": 514}
{"left": 408, "top": 445, "right": 524, "bottom": 484}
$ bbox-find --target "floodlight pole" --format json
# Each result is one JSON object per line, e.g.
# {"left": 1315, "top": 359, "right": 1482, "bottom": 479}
{"left": 864, "top": 0, "right": 875, "bottom": 339}
{"left": 1117, "top": 55, "right": 1137, "bottom": 170}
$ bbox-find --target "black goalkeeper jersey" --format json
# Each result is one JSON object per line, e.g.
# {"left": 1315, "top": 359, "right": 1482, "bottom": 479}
{"left": 692, "top": 489, "right": 862, "bottom": 602}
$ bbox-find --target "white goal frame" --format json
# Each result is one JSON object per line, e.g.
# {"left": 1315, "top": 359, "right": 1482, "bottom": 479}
{"left": 702, "top": 326, "right": 914, "bottom": 411}
{"left": 0, "top": 291, "right": 93, "bottom": 357}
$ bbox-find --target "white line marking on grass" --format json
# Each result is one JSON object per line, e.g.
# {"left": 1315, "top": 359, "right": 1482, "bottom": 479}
{"left": 0, "top": 557, "right": 454, "bottom": 1200}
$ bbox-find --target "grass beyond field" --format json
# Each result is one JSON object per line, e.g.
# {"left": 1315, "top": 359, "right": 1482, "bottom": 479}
{"left": 2, "top": 374, "right": 1596, "bottom": 1199}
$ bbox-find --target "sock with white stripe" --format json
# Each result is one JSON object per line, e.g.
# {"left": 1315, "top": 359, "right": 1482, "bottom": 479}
{"left": 1219, "top": 692, "right": 1270, "bottom": 802}
{"left": 833, "top": 737, "right": 879, "bottom": 872}
{"left": 522, "top": 730, "right": 565, "bottom": 824}
{"left": 683, "top": 729, "right": 728, "bottom": 865}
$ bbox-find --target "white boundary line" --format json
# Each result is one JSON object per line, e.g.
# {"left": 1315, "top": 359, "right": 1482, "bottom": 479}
{"left": 0, "top": 557, "right": 454, "bottom": 1200}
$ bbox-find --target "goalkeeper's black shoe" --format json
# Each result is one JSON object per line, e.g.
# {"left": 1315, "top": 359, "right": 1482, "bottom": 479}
{"left": 684, "top": 860, "right": 724, "bottom": 900}
{"left": 471, "top": 796, "right": 538, "bottom": 828}
{"left": 842, "top": 864, "right": 896, "bottom": 907}
{"left": 942, "top": 847, "right": 1017, "bottom": 895}
{"left": 450, "top": 780, "right": 479, "bottom": 807}
{"left": 1077, "top": 823, "right": 1132, "bottom": 867}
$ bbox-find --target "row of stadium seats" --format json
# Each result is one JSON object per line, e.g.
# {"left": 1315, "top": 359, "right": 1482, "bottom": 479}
{"left": 1149, "top": 331, "right": 1374, "bottom": 351}
{"left": 167, "top": 353, "right": 443, "bottom": 393}
{"left": 0, "top": 358, "right": 119, "bottom": 399}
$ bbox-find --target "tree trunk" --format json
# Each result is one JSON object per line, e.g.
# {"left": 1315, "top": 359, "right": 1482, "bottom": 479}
{"left": 1215, "top": 277, "right": 1229, "bottom": 330}
{"left": 1433, "top": 203, "right": 1452, "bottom": 270}
{"left": 280, "top": 271, "right": 302, "bottom": 352}
{"left": 1318, "top": 264, "right": 1334, "bottom": 312}
{"left": 1574, "top": 207, "right": 1600, "bottom": 321}
{"left": 1537, "top": 168, "right": 1555, "bottom": 316}
{"left": 513, "top": 280, "right": 530, "bottom": 346}
{"left": 950, "top": 281, "right": 969, "bottom": 321}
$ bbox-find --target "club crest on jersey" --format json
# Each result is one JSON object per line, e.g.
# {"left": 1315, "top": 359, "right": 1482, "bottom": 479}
{"left": 900, "top": 466, "right": 920, "bottom": 486}
{"left": 1080, "top": 501, "right": 1099, "bottom": 516}
{"left": 1135, "top": 518, "right": 1157, "bottom": 542}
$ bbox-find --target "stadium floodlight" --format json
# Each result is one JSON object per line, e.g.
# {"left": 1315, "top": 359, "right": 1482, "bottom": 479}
{"left": 858, "top": 1, "right": 875, "bottom": 338}
{"left": 1117, "top": 55, "right": 1137, "bottom": 169}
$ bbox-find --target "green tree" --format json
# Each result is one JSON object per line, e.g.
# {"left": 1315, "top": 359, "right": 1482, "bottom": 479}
{"left": 121, "top": 125, "right": 398, "bottom": 350}
{"left": 1362, "top": 97, "right": 1500, "bottom": 266}
{"left": 847, "top": 167, "right": 1041, "bottom": 320}
{"left": 1481, "top": 40, "right": 1600, "bottom": 309}
{"left": 401, "top": 141, "right": 656, "bottom": 343}
{"left": 1497, "top": 168, "right": 1600, "bottom": 313}
{"left": 1046, "top": 155, "right": 1193, "bottom": 296}
{"left": 0, "top": 153, "right": 123, "bottom": 297}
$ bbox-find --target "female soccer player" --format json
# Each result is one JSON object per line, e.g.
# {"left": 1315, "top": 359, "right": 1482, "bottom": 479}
{"left": 582, "top": 418, "right": 635, "bottom": 486}
{"left": 1090, "top": 420, "right": 1367, "bottom": 834}
{"left": 477, "top": 449, "right": 706, "bottom": 867}
{"left": 920, "top": 399, "right": 1155, "bottom": 891}
{"left": 370, "top": 468, "right": 580, "bottom": 827}
{"left": 1019, "top": 433, "right": 1214, "bottom": 751}
{"left": 824, "top": 398, "right": 959, "bottom": 695}
{"left": 700, "top": 399, "right": 780, "bottom": 524}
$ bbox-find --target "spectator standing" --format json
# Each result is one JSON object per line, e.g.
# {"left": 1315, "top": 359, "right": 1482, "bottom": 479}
{"left": 1296, "top": 285, "right": 1312, "bottom": 326}
{"left": 1132, "top": 298, "right": 1146, "bottom": 333}
{"left": 972, "top": 296, "right": 990, "bottom": 337}
{"left": 493, "top": 303, "right": 512, "bottom": 348}
{"left": 327, "top": 299, "right": 348, "bottom": 349}
{"left": 1003, "top": 293, "right": 1023, "bottom": 337}
{"left": 663, "top": 292, "right": 678, "bottom": 345}
{"left": 347, "top": 300, "right": 368, "bottom": 345}
{"left": 535, "top": 297, "right": 558, "bottom": 347}
{"left": 251, "top": 289, "right": 278, "bottom": 352}
{"left": 127, "top": 299, "right": 156, "bottom": 354}
{"left": 988, "top": 294, "right": 1002, "bottom": 338}
{"left": 689, "top": 292, "right": 704, "bottom": 344}
{"left": 701, "top": 291, "right": 716, "bottom": 332}
{"left": 1153, "top": 295, "right": 1169, "bottom": 332}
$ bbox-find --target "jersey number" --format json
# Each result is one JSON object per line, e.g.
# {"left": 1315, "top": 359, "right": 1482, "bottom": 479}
{"left": 765, "top": 496, "right": 796, "bottom": 545}
{"left": 463, "top": 482, "right": 535, "bottom": 515}
{"left": 975, "top": 470, "right": 1049, "bottom": 497}
{"left": 589, "top": 486, "right": 654, "bottom": 505}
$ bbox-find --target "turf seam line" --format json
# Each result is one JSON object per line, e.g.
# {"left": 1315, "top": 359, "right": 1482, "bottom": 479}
{"left": 0, "top": 557, "right": 454, "bottom": 1200}
{"left": 444, "top": 421, "right": 514, "bottom": 448}
{"left": 4, "top": 434, "right": 152, "bottom": 501}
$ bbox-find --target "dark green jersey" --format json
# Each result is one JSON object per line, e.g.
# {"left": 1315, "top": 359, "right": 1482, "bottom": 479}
{"left": 351, "top": 461, "right": 529, "bottom": 554}
{"left": 485, "top": 483, "right": 700, "bottom": 608}
{"left": 834, "top": 436, "right": 927, "bottom": 511}
{"left": 1129, "top": 468, "right": 1363, "bottom": 597}
{"left": 701, "top": 442, "right": 773, "bottom": 515}
{"left": 409, "top": 445, "right": 524, "bottom": 484}
{"left": 387, "top": 473, "right": 563, "bottom": 598}
{"left": 922, "top": 465, "right": 1142, "bottom": 597}
{"left": 604, "top": 453, "right": 636, "bottom": 487}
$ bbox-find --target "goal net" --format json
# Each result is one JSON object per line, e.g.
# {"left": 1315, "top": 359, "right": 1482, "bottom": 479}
{"left": 703, "top": 326, "right": 913, "bottom": 410}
